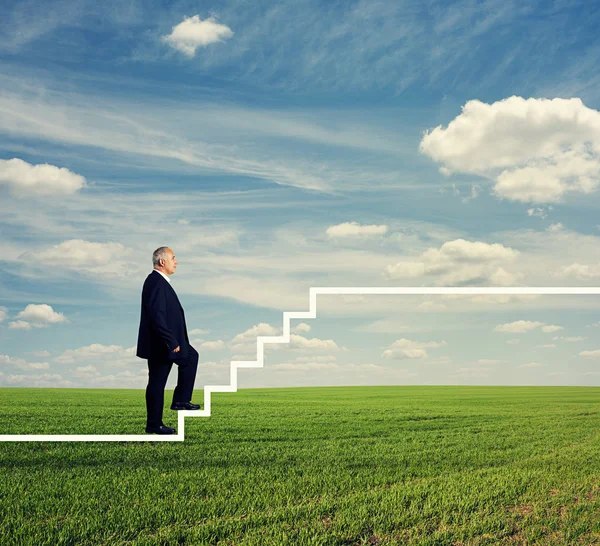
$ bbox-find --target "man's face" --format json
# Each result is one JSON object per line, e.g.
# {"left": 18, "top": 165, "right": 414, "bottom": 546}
{"left": 161, "top": 248, "right": 178, "bottom": 275}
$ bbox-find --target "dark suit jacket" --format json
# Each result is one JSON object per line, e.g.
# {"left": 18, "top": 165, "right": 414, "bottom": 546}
{"left": 136, "top": 270, "right": 190, "bottom": 361}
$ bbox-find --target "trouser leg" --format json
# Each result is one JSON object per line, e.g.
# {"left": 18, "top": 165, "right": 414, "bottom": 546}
{"left": 146, "top": 358, "right": 173, "bottom": 428}
{"left": 172, "top": 346, "right": 199, "bottom": 404}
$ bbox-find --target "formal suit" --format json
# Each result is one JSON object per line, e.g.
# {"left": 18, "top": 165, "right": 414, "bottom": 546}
{"left": 137, "top": 269, "right": 199, "bottom": 428}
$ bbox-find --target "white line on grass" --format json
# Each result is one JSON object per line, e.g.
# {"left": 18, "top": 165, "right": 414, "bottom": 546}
{"left": 1, "top": 286, "right": 598, "bottom": 442}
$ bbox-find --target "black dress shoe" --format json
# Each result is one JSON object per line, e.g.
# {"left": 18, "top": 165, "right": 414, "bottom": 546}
{"left": 170, "top": 401, "right": 201, "bottom": 410}
{"left": 145, "top": 424, "right": 176, "bottom": 434}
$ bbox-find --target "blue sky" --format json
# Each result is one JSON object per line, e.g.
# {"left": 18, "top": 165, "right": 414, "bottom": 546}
{"left": 2, "top": 0, "right": 600, "bottom": 389}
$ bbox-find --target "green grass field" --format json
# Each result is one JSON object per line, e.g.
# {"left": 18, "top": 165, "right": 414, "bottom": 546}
{"left": 1, "top": 386, "right": 600, "bottom": 545}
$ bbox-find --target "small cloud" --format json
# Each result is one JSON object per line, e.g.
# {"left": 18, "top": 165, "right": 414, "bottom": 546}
{"left": 0, "top": 158, "right": 86, "bottom": 198}
{"left": 553, "top": 336, "right": 585, "bottom": 342}
{"left": 28, "top": 350, "right": 51, "bottom": 357}
{"left": 292, "top": 322, "right": 311, "bottom": 334}
{"left": 232, "top": 323, "right": 281, "bottom": 344}
{"left": 162, "top": 15, "right": 233, "bottom": 57}
{"left": 546, "top": 222, "right": 561, "bottom": 231}
{"left": 289, "top": 334, "right": 340, "bottom": 351}
{"left": 8, "top": 320, "right": 31, "bottom": 330}
{"left": 519, "top": 362, "right": 544, "bottom": 368}
{"left": 579, "top": 349, "right": 600, "bottom": 358}
{"left": 494, "top": 320, "right": 544, "bottom": 333}
{"left": 0, "top": 306, "right": 7, "bottom": 323}
{"left": 199, "top": 340, "right": 225, "bottom": 350}
{"left": 54, "top": 343, "right": 132, "bottom": 365}
{"left": 527, "top": 207, "right": 552, "bottom": 219}
{"left": 189, "top": 328, "right": 210, "bottom": 335}
{"left": 14, "top": 304, "right": 68, "bottom": 328}
{"left": 382, "top": 338, "right": 446, "bottom": 360}
{"left": 188, "top": 328, "right": 210, "bottom": 336}
{"left": 0, "top": 354, "right": 49, "bottom": 370}
{"left": 541, "top": 325, "right": 563, "bottom": 333}
{"left": 555, "top": 263, "right": 600, "bottom": 280}
{"left": 506, "top": 339, "right": 520, "bottom": 344}
{"left": 75, "top": 365, "right": 100, "bottom": 378}
{"left": 326, "top": 221, "right": 389, "bottom": 238}
{"left": 537, "top": 344, "right": 556, "bottom": 348}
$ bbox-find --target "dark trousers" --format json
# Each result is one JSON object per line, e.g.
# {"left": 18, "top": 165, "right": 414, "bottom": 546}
{"left": 145, "top": 346, "right": 199, "bottom": 428}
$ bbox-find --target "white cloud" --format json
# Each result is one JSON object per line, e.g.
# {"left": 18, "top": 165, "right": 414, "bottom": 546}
{"left": 527, "top": 206, "right": 552, "bottom": 219}
{"left": 555, "top": 263, "right": 600, "bottom": 280}
{"left": 162, "top": 15, "right": 233, "bottom": 57}
{"left": 199, "top": 340, "right": 225, "bottom": 350}
{"left": 292, "top": 322, "right": 312, "bottom": 334}
{"left": 420, "top": 96, "right": 600, "bottom": 204}
{"left": 537, "top": 344, "right": 556, "bottom": 348}
{"left": 75, "top": 365, "right": 100, "bottom": 378}
{"left": 232, "top": 323, "right": 281, "bottom": 344}
{"left": 553, "top": 336, "right": 585, "bottom": 342}
{"left": 519, "top": 362, "right": 544, "bottom": 368}
{"left": 541, "top": 325, "right": 563, "bottom": 333}
{"left": 290, "top": 356, "right": 337, "bottom": 363}
{"left": 288, "top": 334, "right": 340, "bottom": 351}
{"left": 506, "top": 339, "right": 520, "bottom": 344}
{"left": 580, "top": 350, "right": 600, "bottom": 358}
{"left": 0, "top": 306, "right": 7, "bottom": 323}
{"left": 8, "top": 320, "right": 31, "bottom": 330}
{"left": 383, "top": 238, "right": 519, "bottom": 286}
{"left": 1, "top": 372, "right": 75, "bottom": 388}
{"left": 28, "top": 350, "right": 51, "bottom": 357}
{"left": 382, "top": 338, "right": 446, "bottom": 360}
{"left": 0, "top": 354, "right": 49, "bottom": 370}
{"left": 494, "top": 320, "right": 544, "bottom": 333}
{"left": 189, "top": 328, "right": 210, "bottom": 335}
{"left": 20, "top": 239, "right": 135, "bottom": 278}
{"left": 0, "top": 158, "right": 86, "bottom": 198}
{"left": 326, "top": 222, "right": 389, "bottom": 238}
{"left": 14, "top": 303, "right": 68, "bottom": 328}
{"left": 54, "top": 343, "right": 135, "bottom": 366}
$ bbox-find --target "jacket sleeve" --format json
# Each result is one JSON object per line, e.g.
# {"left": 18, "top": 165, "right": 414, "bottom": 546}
{"left": 147, "top": 284, "right": 178, "bottom": 351}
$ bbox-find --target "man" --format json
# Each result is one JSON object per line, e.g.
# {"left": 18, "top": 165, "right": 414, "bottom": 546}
{"left": 136, "top": 246, "right": 200, "bottom": 434}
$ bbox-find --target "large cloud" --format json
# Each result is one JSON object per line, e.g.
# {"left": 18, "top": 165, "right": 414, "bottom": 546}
{"left": 0, "top": 158, "right": 86, "bottom": 198}
{"left": 419, "top": 96, "right": 600, "bottom": 203}
{"left": 383, "top": 238, "right": 520, "bottom": 286}
{"left": 162, "top": 15, "right": 233, "bottom": 57}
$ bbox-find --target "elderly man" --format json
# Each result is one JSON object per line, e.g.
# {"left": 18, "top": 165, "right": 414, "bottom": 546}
{"left": 136, "top": 246, "right": 200, "bottom": 434}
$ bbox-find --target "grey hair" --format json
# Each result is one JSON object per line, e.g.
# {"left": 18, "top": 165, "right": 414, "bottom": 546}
{"left": 152, "top": 246, "right": 170, "bottom": 268}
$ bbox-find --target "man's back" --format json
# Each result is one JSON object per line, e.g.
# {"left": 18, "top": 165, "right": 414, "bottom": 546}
{"left": 137, "top": 270, "right": 189, "bottom": 360}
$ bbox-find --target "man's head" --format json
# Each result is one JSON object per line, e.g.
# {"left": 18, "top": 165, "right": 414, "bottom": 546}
{"left": 152, "top": 246, "right": 178, "bottom": 276}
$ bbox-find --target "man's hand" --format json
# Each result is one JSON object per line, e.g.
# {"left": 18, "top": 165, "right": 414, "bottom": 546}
{"left": 173, "top": 346, "right": 180, "bottom": 353}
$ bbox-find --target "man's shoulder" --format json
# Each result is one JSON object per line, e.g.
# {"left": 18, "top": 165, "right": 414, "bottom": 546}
{"left": 142, "top": 271, "right": 162, "bottom": 288}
